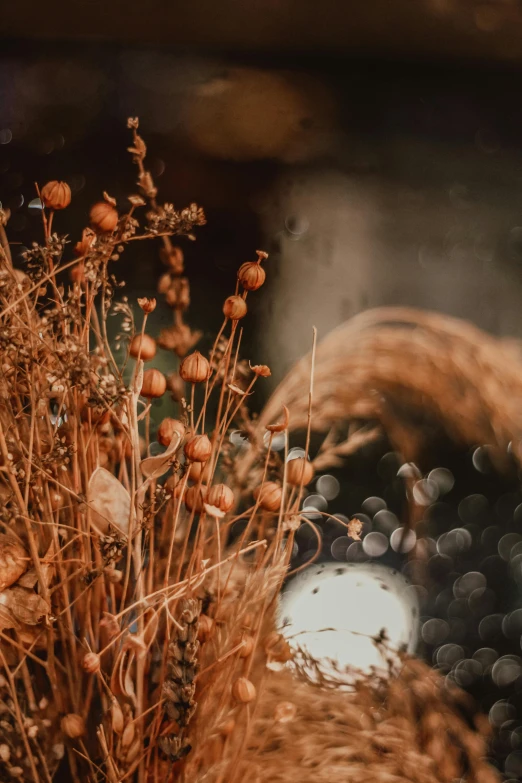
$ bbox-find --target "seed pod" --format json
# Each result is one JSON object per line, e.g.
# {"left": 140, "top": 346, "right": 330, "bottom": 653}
{"left": 184, "top": 434, "right": 212, "bottom": 463}
{"left": 286, "top": 457, "right": 315, "bottom": 486}
{"left": 104, "top": 567, "right": 123, "bottom": 583}
{"left": 141, "top": 369, "right": 166, "bottom": 398}
{"left": 110, "top": 700, "right": 124, "bottom": 734}
{"left": 206, "top": 484, "right": 234, "bottom": 513}
{"left": 237, "top": 634, "right": 254, "bottom": 658}
{"left": 223, "top": 295, "right": 247, "bottom": 320}
{"left": 254, "top": 482, "right": 282, "bottom": 512}
{"left": 179, "top": 351, "right": 211, "bottom": 383}
{"left": 219, "top": 718, "right": 235, "bottom": 737}
{"left": 129, "top": 334, "right": 156, "bottom": 361}
{"left": 0, "top": 744, "right": 10, "bottom": 762}
{"left": 264, "top": 631, "right": 292, "bottom": 662}
{"left": 82, "top": 652, "right": 100, "bottom": 674}
{"left": 167, "top": 372, "right": 186, "bottom": 402}
{"left": 184, "top": 484, "right": 207, "bottom": 513}
{"left": 188, "top": 460, "right": 211, "bottom": 484}
{"left": 0, "top": 535, "right": 28, "bottom": 592}
{"left": 126, "top": 736, "right": 141, "bottom": 763}
{"left": 50, "top": 491, "right": 65, "bottom": 511}
{"left": 41, "top": 180, "right": 71, "bottom": 210}
{"left": 238, "top": 253, "right": 267, "bottom": 291}
{"left": 232, "top": 677, "right": 256, "bottom": 704}
{"left": 137, "top": 297, "right": 156, "bottom": 313}
{"left": 157, "top": 418, "right": 185, "bottom": 448}
{"left": 61, "top": 713, "right": 85, "bottom": 739}
{"left": 160, "top": 246, "right": 184, "bottom": 273}
{"left": 90, "top": 201, "right": 119, "bottom": 233}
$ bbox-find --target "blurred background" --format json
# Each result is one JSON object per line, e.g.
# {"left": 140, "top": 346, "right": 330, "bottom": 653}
{"left": 5, "top": 1, "right": 522, "bottom": 778}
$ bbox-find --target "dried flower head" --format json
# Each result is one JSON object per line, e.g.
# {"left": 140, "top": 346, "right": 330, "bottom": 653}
{"left": 129, "top": 333, "right": 157, "bottom": 361}
{"left": 141, "top": 368, "right": 167, "bottom": 398}
{"left": 206, "top": 484, "right": 234, "bottom": 513}
{"left": 286, "top": 457, "right": 314, "bottom": 486}
{"left": 254, "top": 481, "right": 283, "bottom": 512}
{"left": 90, "top": 201, "right": 119, "bottom": 233}
{"left": 82, "top": 652, "right": 101, "bottom": 674}
{"left": 251, "top": 363, "right": 271, "bottom": 378}
{"left": 180, "top": 351, "right": 211, "bottom": 383}
{"left": 184, "top": 434, "right": 212, "bottom": 463}
{"left": 41, "top": 180, "right": 71, "bottom": 210}
{"left": 223, "top": 295, "right": 248, "bottom": 320}
{"left": 138, "top": 297, "right": 157, "bottom": 313}
{"left": 232, "top": 677, "right": 256, "bottom": 703}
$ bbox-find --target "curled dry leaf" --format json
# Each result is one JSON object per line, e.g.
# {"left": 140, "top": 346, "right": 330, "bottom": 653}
{"left": 140, "top": 430, "right": 184, "bottom": 480}
{"left": 18, "top": 541, "right": 58, "bottom": 591}
{"left": 0, "top": 535, "right": 28, "bottom": 592}
{"left": 0, "top": 587, "right": 50, "bottom": 626}
{"left": 347, "top": 517, "right": 363, "bottom": 541}
{"left": 110, "top": 648, "right": 137, "bottom": 707}
{"left": 266, "top": 405, "right": 289, "bottom": 433}
{"left": 88, "top": 467, "right": 131, "bottom": 536}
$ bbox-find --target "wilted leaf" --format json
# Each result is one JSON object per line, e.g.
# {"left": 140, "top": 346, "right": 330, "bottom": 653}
{"left": 0, "top": 535, "right": 28, "bottom": 592}
{"left": 88, "top": 468, "right": 131, "bottom": 536}
{"left": 0, "top": 604, "right": 20, "bottom": 632}
{"left": 18, "top": 541, "right": 59, "bottom": 590}
{"left": 0, "top": 586, "right": 49, "bottom": 625}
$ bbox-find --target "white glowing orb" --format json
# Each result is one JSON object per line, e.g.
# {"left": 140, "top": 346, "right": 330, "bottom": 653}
{"left": 279, "top": 562, "right": 419, "bottom": 682}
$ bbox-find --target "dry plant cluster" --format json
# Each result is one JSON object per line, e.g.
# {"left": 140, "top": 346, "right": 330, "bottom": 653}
{"left": 0, "top": 118, "right": 503, "bottom": 783}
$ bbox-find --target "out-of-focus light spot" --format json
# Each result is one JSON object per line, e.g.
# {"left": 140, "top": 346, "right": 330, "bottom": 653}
{"left": 373, "top": 509, "right": 399, "bottom": 534}
{"left": 346, "top": 541, "right": 369, "bottom": 562}
{"left": 279, "top": 562, "right": 418, "bottom": 683}
{"left": 229, "top": 429, "right": 249, "bottom": 447}
{"left": 390, "top": 527, "right": 416, "bottom": 553}
{"left": 498, "top": 533, "right": 522, "bottom": 561}
{"left": 287, "top": 447, "right": 306, "bottom": 461}
{"left": 413, "top": 478, "right": 439, "bottom": 506}
{"left": 284, "top": 214, "right": 309, "bottom": 239}
{"left": 505, "top": 751, "right": 522, "bottom": 779}
{"left": 28, "top": 198, "right": 43, "bottom": 210}
{"left": 437, "top": 528, "right": 472, "bottom": 556}
{"left": 421, "top": 618, "right": 449, "bottom": 645}
{"left": 453, "top": 571, "right": 486, "bottom": 598}
{"left": 472, "top": 445, "right": 494, "bottom": 474}
{"left": 489, "top": 700, "right": 516, "bottom": 727}
{"left": 0, "top": 129, "right": 12, "bottom": 145}
{"left": 492, "top": 655, "right": 522, "bottom": 687}
{"left": 303, "top": 494, "right": 327, "bottom": 512}
{"left": 502, "top": 609, "right": 522, "bottom": 639}
{"left": 330, "top": 536, "right": 350, "bottom": 560}
{"left": 397, "top": 462, "right": 421, "bottom": 479}
{"left": 427, "top": 467, "right": 455, "bottom": 495}
{"left": 264, "top": 430, "right": 285, "bottom": 451}
{"left": 452, "top": 658, "right": 482, "bottom": 687}
{"left": 377, "top": 451, "right": 402, "bottom": 480}
{"left": 435, "top": 643, "right": 464, "bottom": 667}
{"left": 362, "top": 531, "right": 388, "bottom": 558}
{"left": 69, "top": 175, "right": 86, "bottom": 194}
{"left": 473, "top": 647, "right": 499, "bottom": 673}
{"left": 361, "top": 496, "right": 387, "bottom": 516}
{"left": 458, "top": 493, "right": 489, "bottom": 523}
{"left": 148, "top": 442, "right": 165, "bottom": 457}
{"left": 315, "top": 474, "right": 339, "bottom": 500}
{"left": 479, "top": 613, "right": 505, "bottom": 642}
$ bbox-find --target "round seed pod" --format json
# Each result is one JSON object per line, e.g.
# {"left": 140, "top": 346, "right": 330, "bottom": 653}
{"left": 0, "top": 744, "right": 10, "bottom": 762}
{"left": 121, "top": 719, "right": 135, "bottom": 750}
{"left": 157, "top": 418, "right": 185, "bottom": 447}
{"left": 129, "top": 334, "right": 157, "bottom": 361}
{"left": 264, "top": 631, "right": 292, "bottom": 662}
{"left": 188, "top": 460, "right": 211, "bottom": 482}
{"left": 286, "top": 457, "right": 315, "bottom": 486}
{"left": 237, "top": 634, "right": 254, "bottom": 658}
{"left": 232, "top": 677, "right": 256, "bottom": 704}
{"left": 179, "top": 351, "right": 211, "bottom": 384}
{"left": 141, "top": 369, "right": 167, "bottom": 398}
{"left": 219, "top": 718, "right": 235, "bottom": 737}
{"left": 184, "top": 434, "right": 212, "bottom": 463}
{"left": 90, "top": 201, "right": 119, "bottom": 233}
{"left": 238, "top": 261, "right": 266, "bottom": 291}
{"left": 167, "top": 372, "right": 186, "bottom": 402}
{"left": 184, "top": 484, "right": 207, "bottom": 513}
{"left": 82, "top": 652, "right": 100, "bottom": 674}
{"left": 61, "top": 713, "right": 85, "bottom": 739}
{"left": 41, "top": 180, "right": 71, "bottom": 210}
{"left": 254, "top": 482, "right": 283, "bottom": 512}
{"left": 206, "top": 484, "right": 234, "bottom": 513}
{"left": 223, "top": 295, "right": 247, "bottom": 320}
{"left": 274, "top": 701, "right": 297, "bottom": 723}
{"left": 0, "top": 535, "right": 28, "bottom": 592}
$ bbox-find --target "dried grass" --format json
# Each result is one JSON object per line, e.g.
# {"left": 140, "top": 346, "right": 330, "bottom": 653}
{"left": 0, "top": 122, "right": 501, "bottom": 783}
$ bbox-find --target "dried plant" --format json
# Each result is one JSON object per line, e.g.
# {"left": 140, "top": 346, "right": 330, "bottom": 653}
{"left": 0, "top": 120, "right": 500, "bottom": 783}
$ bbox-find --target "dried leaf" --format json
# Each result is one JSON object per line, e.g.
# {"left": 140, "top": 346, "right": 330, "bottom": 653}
{"left": 0, "top": 604, "right": 20, "bottom": 632}
{"left": 88, "top": 468, "right": 131, "bottom": 536}
{"left": 0, "top": 535, "right": 28, "bottom": 591}
{"left": 0, "top": 587, "right": 49, "bottom": 625}
{"left": 128, "top": 195, "right": 146, "bottom": 207}
{"left": 103, "top": 191, "right": 117, "bottom": 207}
{"left": 140, "top": 430, "right": 183, "bottom": 480}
